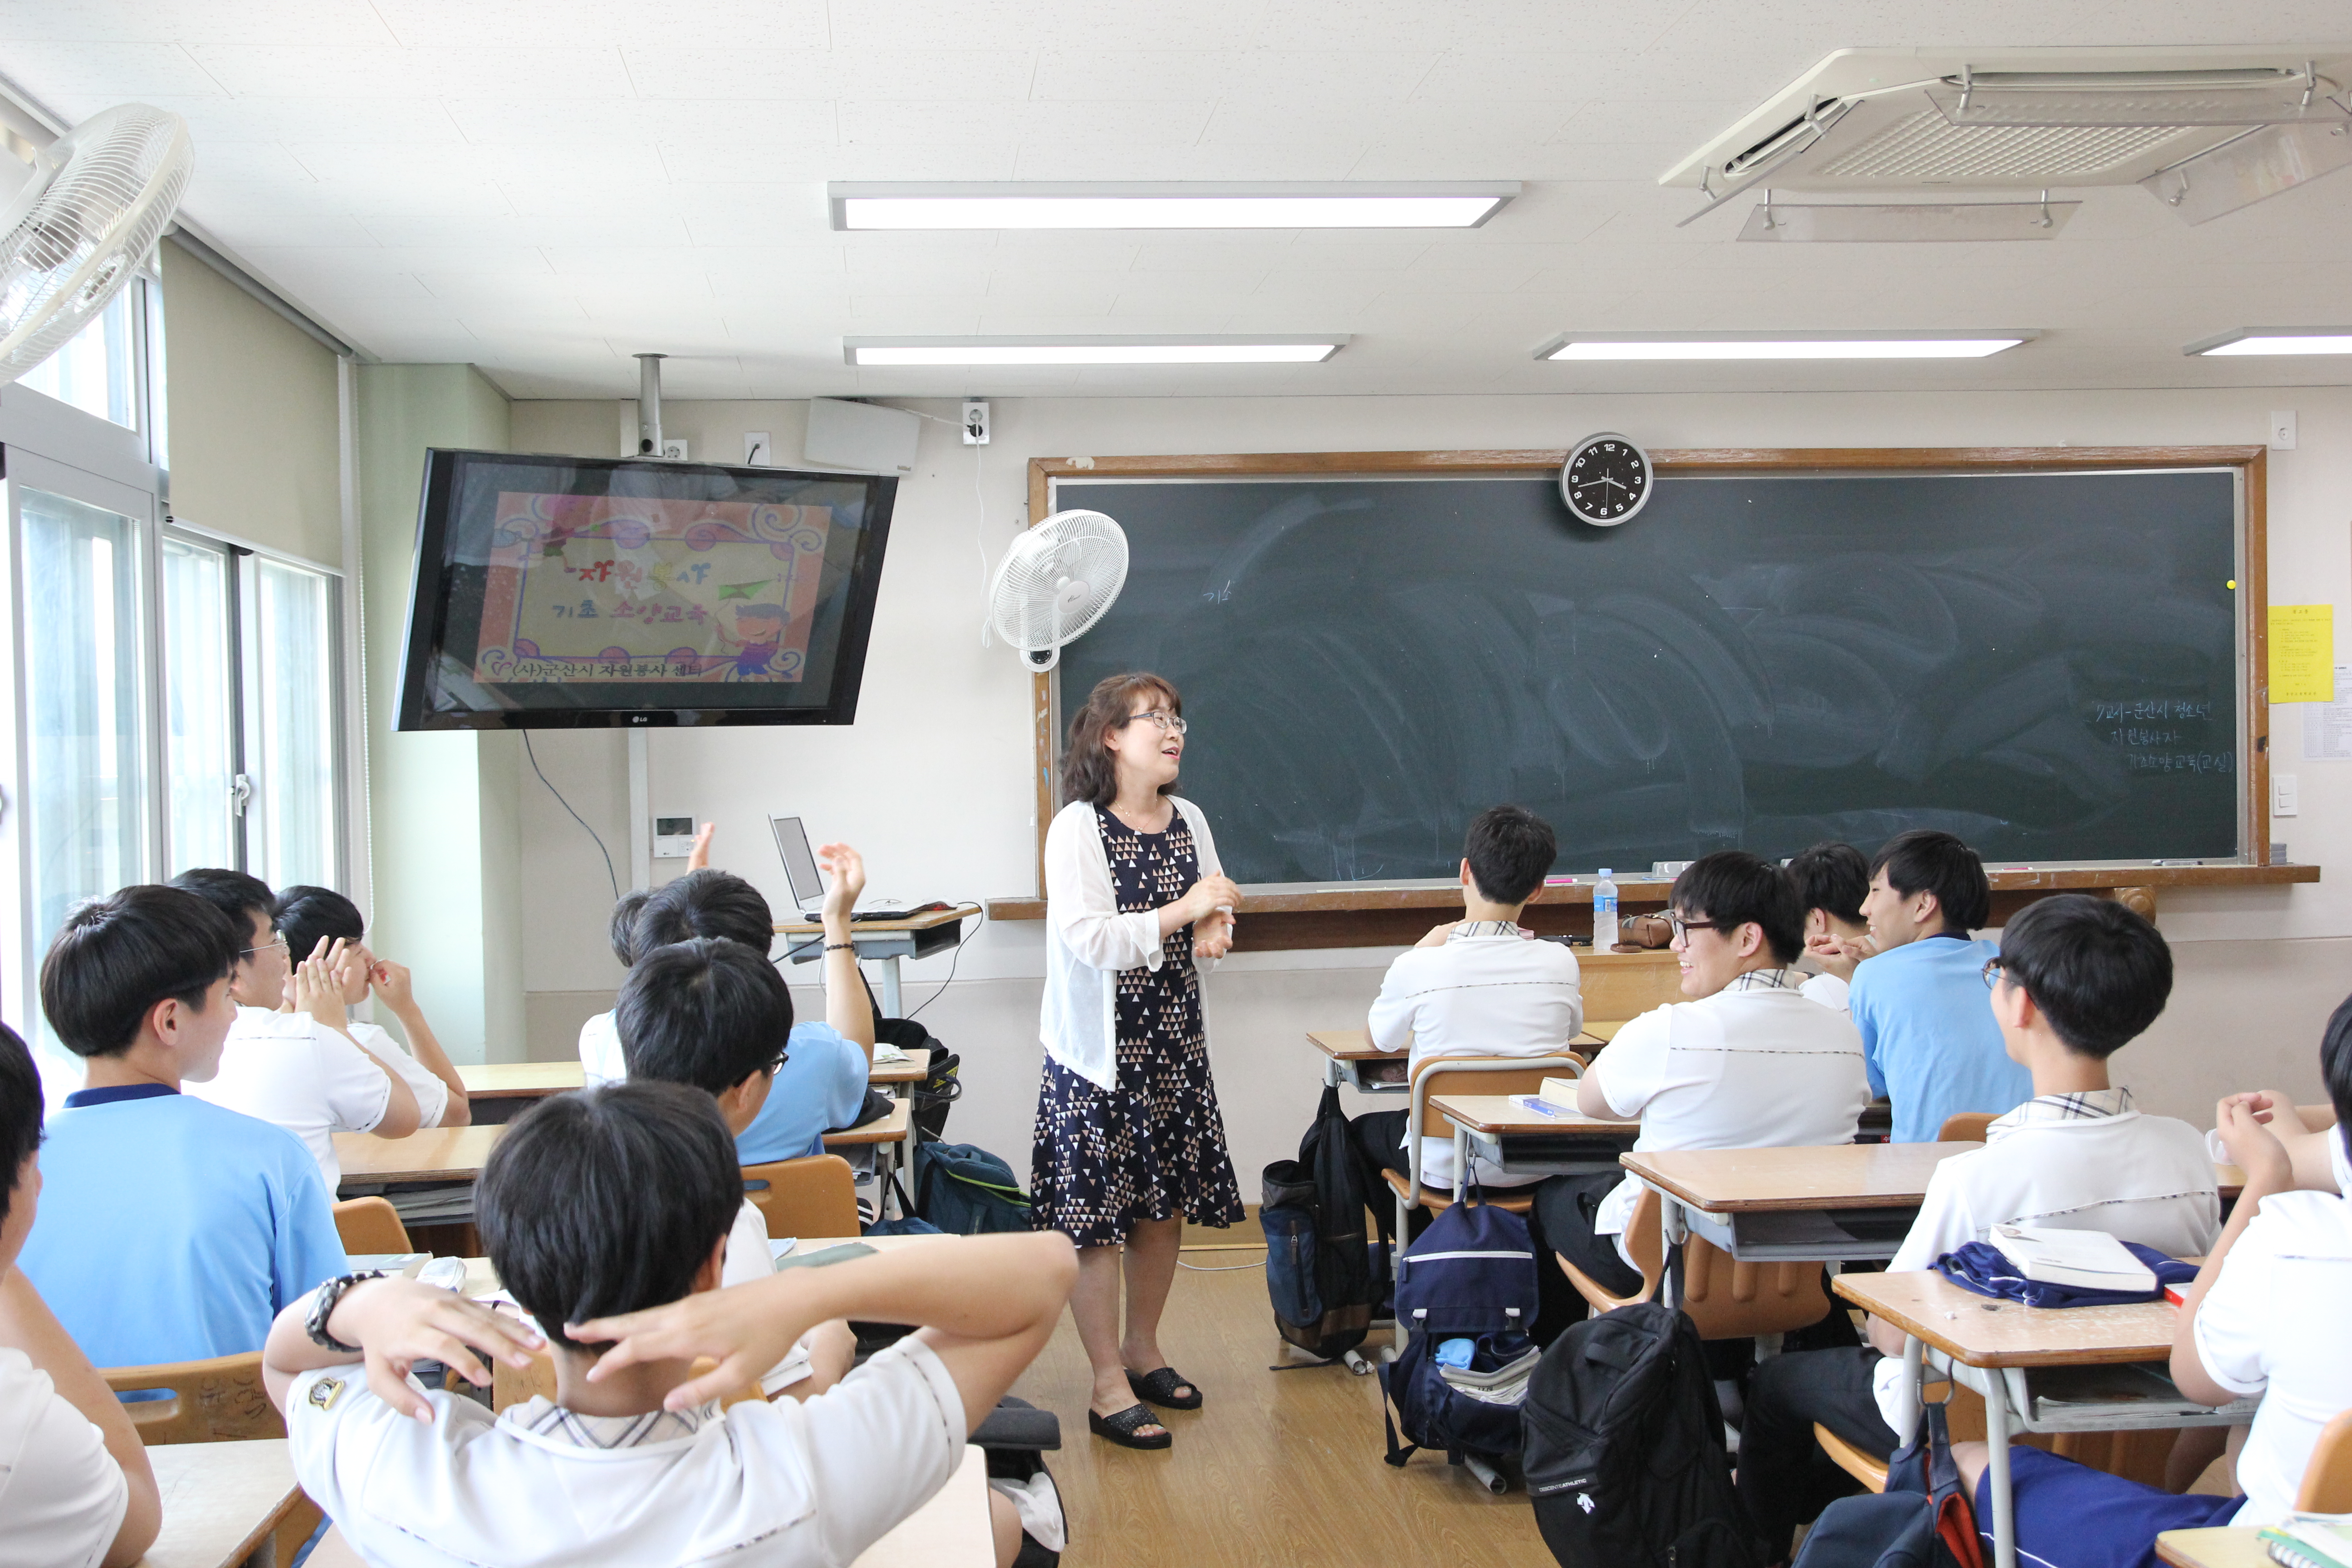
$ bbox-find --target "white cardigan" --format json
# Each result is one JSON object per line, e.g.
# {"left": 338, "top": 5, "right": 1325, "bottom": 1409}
{"left": 1039, "top": 796, "right": 1224, "bottom": 1089}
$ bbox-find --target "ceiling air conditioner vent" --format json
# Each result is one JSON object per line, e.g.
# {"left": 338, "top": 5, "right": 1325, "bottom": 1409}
{"left": 1810, "top": 113, "right": 2192, "bottom": 185}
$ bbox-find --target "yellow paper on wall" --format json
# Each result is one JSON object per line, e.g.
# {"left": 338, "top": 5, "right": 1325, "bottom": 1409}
{"left": 2272, "top": 603, "right": 2336, "bottom": 703}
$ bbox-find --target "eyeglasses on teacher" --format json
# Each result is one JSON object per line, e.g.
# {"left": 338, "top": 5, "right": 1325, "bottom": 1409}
{"left": 1122, "top": 710, "right": 1188, "bottom": 735}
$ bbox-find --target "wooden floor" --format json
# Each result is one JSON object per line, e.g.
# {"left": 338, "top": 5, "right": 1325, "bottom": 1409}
{"left": 1005, "top": 1240, "right": 1561, "bottom": 1568}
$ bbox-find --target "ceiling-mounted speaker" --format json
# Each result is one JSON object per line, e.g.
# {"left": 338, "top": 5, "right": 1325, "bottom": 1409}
{"left": 804, "top": 397, "right": 921, "bottom": 475}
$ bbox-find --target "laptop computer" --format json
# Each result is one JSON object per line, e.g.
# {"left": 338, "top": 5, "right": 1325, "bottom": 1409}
{"left": 768, "top": 815, "right": 915, "bottom": 920}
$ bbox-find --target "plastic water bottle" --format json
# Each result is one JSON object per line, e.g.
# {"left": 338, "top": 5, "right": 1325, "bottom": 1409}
{"left": 1593, "top": 868, "right": 1619, "bottom": 952}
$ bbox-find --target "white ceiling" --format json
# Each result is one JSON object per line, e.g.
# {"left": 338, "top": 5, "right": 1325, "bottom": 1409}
{"left": 4, "top": 1, "right": 2351, "bottom": 400}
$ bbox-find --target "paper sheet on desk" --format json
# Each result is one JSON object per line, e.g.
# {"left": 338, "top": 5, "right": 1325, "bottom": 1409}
{"left": 872, "top": 1043, "right": 910, "bottom": 1065}
{"left": 2304, "top": 666, "right": 2352, "bottom": 760}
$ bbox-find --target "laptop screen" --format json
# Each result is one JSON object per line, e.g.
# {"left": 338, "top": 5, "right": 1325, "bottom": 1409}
{"left": 768, "top": 816, "right": 825, "bottom": 909}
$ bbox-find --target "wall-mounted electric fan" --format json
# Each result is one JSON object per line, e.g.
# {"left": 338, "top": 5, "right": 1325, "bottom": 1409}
{"left": 986, "top": 509, "right": 1129, "bottom": 671}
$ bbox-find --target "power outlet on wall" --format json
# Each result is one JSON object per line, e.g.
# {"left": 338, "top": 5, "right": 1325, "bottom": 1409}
{"left": 962, "top": 400, "right": 990, "bottom": 445}
{"left": 2274, "top": 773, "right": 2300, "bottom": 817}
{"left": 2270, "top": 410, "right": 2298, "bottom": 450}
{"left": 743, "top": 431, "right": 771, "bottom": 466}
{"left": 660, "top": 438, "right": 689, "bottom": 461}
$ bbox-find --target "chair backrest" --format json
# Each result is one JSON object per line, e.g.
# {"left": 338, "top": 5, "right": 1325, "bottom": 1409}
{"left": 1556, "top": 1181, "right": 1826, "bottom": 1338}
{"left": 103, "top": 1352, "right": 283, "bottom": 1444}
{"left": 333, "top": 1196, "right": 413, "bottom": 1256}
{"left": 1403, "top": 1055, "right": 1585, "bottom": 1204}
{"left": 1935, "top": 1112, "right": 1996, "bottom": 1144}
{"left": 2298, "top": 1408, "right": 2352, "bottom": 1513}
{"left": 741, "top": 1154, "right": 859, "bottom": 1239}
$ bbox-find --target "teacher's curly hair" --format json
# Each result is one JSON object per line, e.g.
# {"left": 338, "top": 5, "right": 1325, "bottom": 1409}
{"left": 1062, "top": 671, "right": 1182, "bottom": 808}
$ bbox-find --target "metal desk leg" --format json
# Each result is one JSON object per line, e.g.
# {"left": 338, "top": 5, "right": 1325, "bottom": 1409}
{"left": 1659, "top": 1192, "right": 1689, "bottom": 1309}
{"left": 1984, "top": 1366, "right": 2016, "bottom": 1568}
{"left": 876, "top": 955, "right": 903, "bottom": 1019}
{"left": 1454, "top": 1125, "right": 1473, "bottom": 1196}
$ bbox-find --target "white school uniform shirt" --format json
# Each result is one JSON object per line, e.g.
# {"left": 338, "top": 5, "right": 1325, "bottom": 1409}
{"left": 344, "top": 1019, "right": 450, "bottom": 1128}
{"left": 720, "top": 1199, "right": 814, "bottom": 1396}
{"left": 1588, "top": 969, "right": 1872, "bottom": 1260}
{"left": 1870, "top": 1087, "right": 2221, "bottom": 1438}
{"left": 287, "top": 1335, "right": 967, "bottom": 1568}
{"left": 2195, "top": 1181, "right": 2352, "bottom": 1528}
{"left": 1039, "top": 796, "right": 1224, "bottom": 1091}
{"left": 1366, "top": 921, "right": 1584, "bottom": 1189}
{"left": 0, "top": 1348, "right": 128, "bottom": 1568}
{"left": 187, "top": 1005, "right": 393, "bottom": 1191}
{"left": 1798, "top": 971, "right": 1850, "bottom": 1014}
{"left": 578, "top": 1010, "right": 623, "bottom": 1089}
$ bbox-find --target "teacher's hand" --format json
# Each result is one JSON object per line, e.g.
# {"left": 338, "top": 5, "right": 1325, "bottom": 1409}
{"left": 1194, "top": 909, "right": 1235, "bottom": 960}
{"left": 1180, "top": 874, "right": 1241, "bottom": 927}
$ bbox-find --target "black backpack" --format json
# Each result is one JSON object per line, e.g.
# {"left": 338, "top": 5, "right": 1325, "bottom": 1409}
{"left": 1260, "top": 1084, "right": 1373, "bottom": 1362}
{"left": 1522, "top": 1302, "right": 1765, "bottom": 1568}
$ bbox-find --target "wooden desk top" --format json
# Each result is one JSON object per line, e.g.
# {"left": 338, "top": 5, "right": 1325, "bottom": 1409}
{"left": 824, "top": 1100, "right": 911, "bottom": 1147}
{"left": 852, "top": 1444, "right": 991, "bottom": 1568}
{"left": 868, "top": 1046, "right": 931, "bottom": 1085}
{"left": 458, "top": 1061, "right": 583, "bottom": 1096}
{"left": 1306, "top": 1022, "right": 1622, "bottom": 1061}
{"left": 775, "top": 903, "right": 979, "bottom": 936}
{"left": 1834, "top": 1268, "right": 2183, "bottom": 1368}
{"left": 336, "top": 1124, "right": 505, "bottom": 1185}
{"left": 2156, "top": 1528, "right": 2266, "bottom": 1568}
{"left": 1622, "top": 1142, "right": 1980, "bottom": 1213}
{"left": 1429, "top": 1093, "right": 1639, "bottom": 1136}
{"left": 137, "top": 1439, "right": 301, "bottom": 1568}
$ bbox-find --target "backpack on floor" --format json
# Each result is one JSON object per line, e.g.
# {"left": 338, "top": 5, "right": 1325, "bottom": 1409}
{"left": 1379, "top": 1196, "right": 1543, "bottom": 1469}
{"left": 1522, "top": 1301, "right": 1766, "bottom": 1568}
{"left": 917, "top": 1141, "right": 1034, "bottom": 1235}
{"left": 1260, "top": 1083, "right": 1373, "bottom": 1362}
{"left": 1793, "top": 1398, "right": 1984, "bottom": 1568}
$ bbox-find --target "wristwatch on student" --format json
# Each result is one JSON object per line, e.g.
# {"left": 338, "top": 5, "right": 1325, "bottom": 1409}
{"left": 305, "top": 1271, "right": 387, "bottom": 1353}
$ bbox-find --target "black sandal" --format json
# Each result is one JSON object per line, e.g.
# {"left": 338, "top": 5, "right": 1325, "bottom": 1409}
{"left": 1088, "top": 1403, "right": 1172, "bottom": 1449}
{"left": 1125, "top": 1366, "right": 1203, "bottom": 1411}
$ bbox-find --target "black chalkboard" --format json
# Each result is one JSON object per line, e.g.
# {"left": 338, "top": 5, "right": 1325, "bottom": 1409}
{"left": 1053, "top": 469, "right": 2242, "bottom": 884}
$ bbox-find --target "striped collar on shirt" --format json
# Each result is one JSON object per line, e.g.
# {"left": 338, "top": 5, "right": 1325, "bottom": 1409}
{"left": 1720, "top": 967, "right": 1806, "bottom": 993}
{"left": 502, "top": 1396, "right": 719, "bottom": 1449}
{"left": 1985, "top": 1086, "right": 2135, "bottom": 1142}
{"left": 1451, "top": 920, "right": 1532, "bottom": 940}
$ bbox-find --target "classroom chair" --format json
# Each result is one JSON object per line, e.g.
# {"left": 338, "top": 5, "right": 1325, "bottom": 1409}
{"left": 2296, "top": 1409, "right": 2352, "bottom": 1512}
{"left": 103, "top": 1351, "right": 284, "bottom": 1444}
{"left": 1935, "top": 1112, "right": 1997, "bottom": 1144}
{"left": 1558, "top": 1184, "right": 1828, "bottom": 1347}
{"left": 742, "top": 1153, "right": 861, "bottom": 1238}
{"left": 333, "top": 1195, "right": 414, "bottom": 1256}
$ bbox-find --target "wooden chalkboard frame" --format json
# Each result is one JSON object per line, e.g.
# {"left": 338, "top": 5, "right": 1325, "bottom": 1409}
{"left": 995, "top": 445, "right": 2313, "bottom": 941}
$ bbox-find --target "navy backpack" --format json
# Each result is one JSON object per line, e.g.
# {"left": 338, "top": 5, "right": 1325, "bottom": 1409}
{"left": 1379, "top": 1196, "right": 1541, "bottom": 1473}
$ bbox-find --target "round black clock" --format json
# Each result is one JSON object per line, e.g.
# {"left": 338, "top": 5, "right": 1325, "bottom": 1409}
{"left": 1560, "top": 432, "right": 1652, "bottom": 526}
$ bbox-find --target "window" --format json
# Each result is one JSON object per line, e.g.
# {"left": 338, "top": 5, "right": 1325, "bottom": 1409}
{"left": 16, "top": 289, "right": 138, "bottom": 431}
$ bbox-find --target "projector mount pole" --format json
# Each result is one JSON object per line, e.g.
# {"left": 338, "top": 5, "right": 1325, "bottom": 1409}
{"left": 635, "top": 352, "right": 665, "bottom": 456}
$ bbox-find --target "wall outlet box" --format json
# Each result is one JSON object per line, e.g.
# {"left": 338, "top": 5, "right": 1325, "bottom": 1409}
{"left": 660, "top": 438, "right": 689, "bottom": 461}
{"left": 2274, "top": 773, "right": 2300, "bottom": 817}
{"left": 804, "top": 397, "right": 920, "bottom": 474}
{"left": 653, "top": 815, "right": 699, "bottom": 858}
{"left": 962, "top": 400, "right": 990, "bottom": 445}
{"left": 2270, "top": 410, "right": 2298, "bottom": 450}
{"left": 743, "top": 431, "right": 771, "bottom": 466}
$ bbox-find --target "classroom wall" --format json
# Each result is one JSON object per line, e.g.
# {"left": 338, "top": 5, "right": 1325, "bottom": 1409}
{"left": 507, "top": 387, "right": 2352, "bottom": 1173}
{"left": 355, "top": 363, "right": 525, "bottom": 1064}
{"left": 158, "top": 240, "right": 343, "bottom": 568}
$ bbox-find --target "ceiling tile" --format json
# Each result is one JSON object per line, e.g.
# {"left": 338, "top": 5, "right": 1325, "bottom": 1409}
{"left": 185, "top": 44, "right": 636, "bottom": 99}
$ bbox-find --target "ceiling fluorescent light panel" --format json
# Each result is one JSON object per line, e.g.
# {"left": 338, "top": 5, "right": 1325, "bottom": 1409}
{"left": 844, "top": 336, "right": 1349, "bottom": 367}
{"left": 1539, "top": 332, "right": 2035, "bottom": 362}
{"left": 2185, "top": 328, "right": 2352, "bottom": 356}
{"left": 829, "top": 181, "right": 1520, "bottom": 230}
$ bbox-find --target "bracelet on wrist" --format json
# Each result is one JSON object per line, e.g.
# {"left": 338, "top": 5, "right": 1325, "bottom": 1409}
{"left": 305, "top": 1271, "right": 387, "bottom": 1354}
{"left": 824, "top": 941, "right": 855, "bottom": 951}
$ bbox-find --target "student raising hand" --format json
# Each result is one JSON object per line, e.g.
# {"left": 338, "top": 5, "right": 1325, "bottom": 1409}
{"left": 816, "top": 841, "right": 867, "bottom": 920}
{"left": 686, "top": 821, "right": 716, "bottom": 872}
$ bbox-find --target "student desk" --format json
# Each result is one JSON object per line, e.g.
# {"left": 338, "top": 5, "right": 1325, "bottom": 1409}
{"left": 870, "top": 1045, "right": 932, "bottom": 1086}
{"left": 1306, "top": 1022, "right": 1623, "bottom": 1093}
{"left": 2155, "top": 1529, "right": 2266, "bottom": 1568}
{"left": 774, "top": 905, "right": 980, "bottom": 1018}
{"left": 136, "top": 1438, "right": 303, "bottom": 1568}
{"left": 458, "top": 1060, "right": 583, "bottom": 1124}
{"left": 1621, "top": 1142, "right": 1982, "bottom": 1267}
{"left": 336, "top": 1124, "right": 506, "bottom": 1187}
{"left": 1836, "top": 1269, "right": 2258, "bottom": 1568}
{"left": 1429, "top": 1094, "right": 1640, "bottom": 1180}
{"left": 826, "top": 1099, "right": 914, "bottom": 1210}
{"left": 852, "top": 1443, "right": 994, "bottom": 1568}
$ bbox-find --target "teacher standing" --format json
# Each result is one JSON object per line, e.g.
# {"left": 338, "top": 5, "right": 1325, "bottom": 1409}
{"left": 1034, "top": 671, "right": 1245, "bottom": 1450}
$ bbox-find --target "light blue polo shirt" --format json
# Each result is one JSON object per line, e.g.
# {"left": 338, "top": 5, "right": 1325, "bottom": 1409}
{"left": 18, "top": 1084, "right": 348, "bottom": 1368}
{"left": 1848, "top": 933, "right": 2033, "bottom": 1145}
{"left": 735, "top": 1022, "right": 872, "bottom": 1167}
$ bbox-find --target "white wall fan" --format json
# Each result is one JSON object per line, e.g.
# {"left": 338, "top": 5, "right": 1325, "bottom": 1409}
{"left": 0, "top": 103, "right": 194, "bottom": 386}
{"left": 986, "top": 509, "right": 1129, "bottom": 671}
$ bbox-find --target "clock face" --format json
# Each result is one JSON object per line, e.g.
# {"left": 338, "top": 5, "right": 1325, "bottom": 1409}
{"left": 1561, "top": 434, "right": 1651, "bottom": 526}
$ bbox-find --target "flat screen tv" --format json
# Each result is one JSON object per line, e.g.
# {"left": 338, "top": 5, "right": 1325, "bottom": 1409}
{"left": 395, "top": 450, "right": 897, "bottom": 729}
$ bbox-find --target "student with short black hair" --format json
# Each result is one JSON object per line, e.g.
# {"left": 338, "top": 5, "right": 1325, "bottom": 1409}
{"left": 1844, "top": 829, "right": 2030, "bottom": 1144}
{"left": 0, "top": 1021, "right": 163, "bottom": 1568}
{"left": 1737, "top": 895, "right": 2220, "bottom": 1565}
{"left": 1786, "top": 839, "right": 1870, "bottom": 1013}
{"left": 171, "top": 867, "right": 421, "bottom": 1189}
{"left": 578, "top": 888, "right": 653, "bottom": 1088}
{"left": 17, "top": 886, "right": 346, "bottom": 1368}
{"left": 617, "top": 938, "right": 856, "bottom": 1397}
{"left": 263, "top": 1082, "right": 1075, "bottom": 1568}
{"left": 590, "top": 839, "right": 876, "bottom": 1168}
{"left": 1352, "top": 805, "right": 1583, "bottom": 1202}
{"left": 273, "top": 885, "right": 469, "bottom": 1128}
{"left": 1540, "top": 850, "right": 1871, "bottom": 1299}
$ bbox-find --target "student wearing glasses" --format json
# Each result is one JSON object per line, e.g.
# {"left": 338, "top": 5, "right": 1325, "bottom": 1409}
{"left": 1536, "top": 851, "right": 1872, "bottom": 1303}
{"left": 1035, "top": 672, "right": 1243, "bottom": 1451}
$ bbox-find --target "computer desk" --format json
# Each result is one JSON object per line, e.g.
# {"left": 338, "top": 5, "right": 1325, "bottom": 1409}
{"left": 774, "top": 906, "right": 980, "bottom": 1018}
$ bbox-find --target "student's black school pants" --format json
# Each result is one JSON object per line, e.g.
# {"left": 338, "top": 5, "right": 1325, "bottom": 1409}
{"left": 1735, "top": 1347, "right": 1899, "bottom": 1562}
{"left": 1348, "top": 1109, "right": 1587, "bottom": 1343}
{"left": 1531, "top": 1171, "right": 1647, "bottom": 1298}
